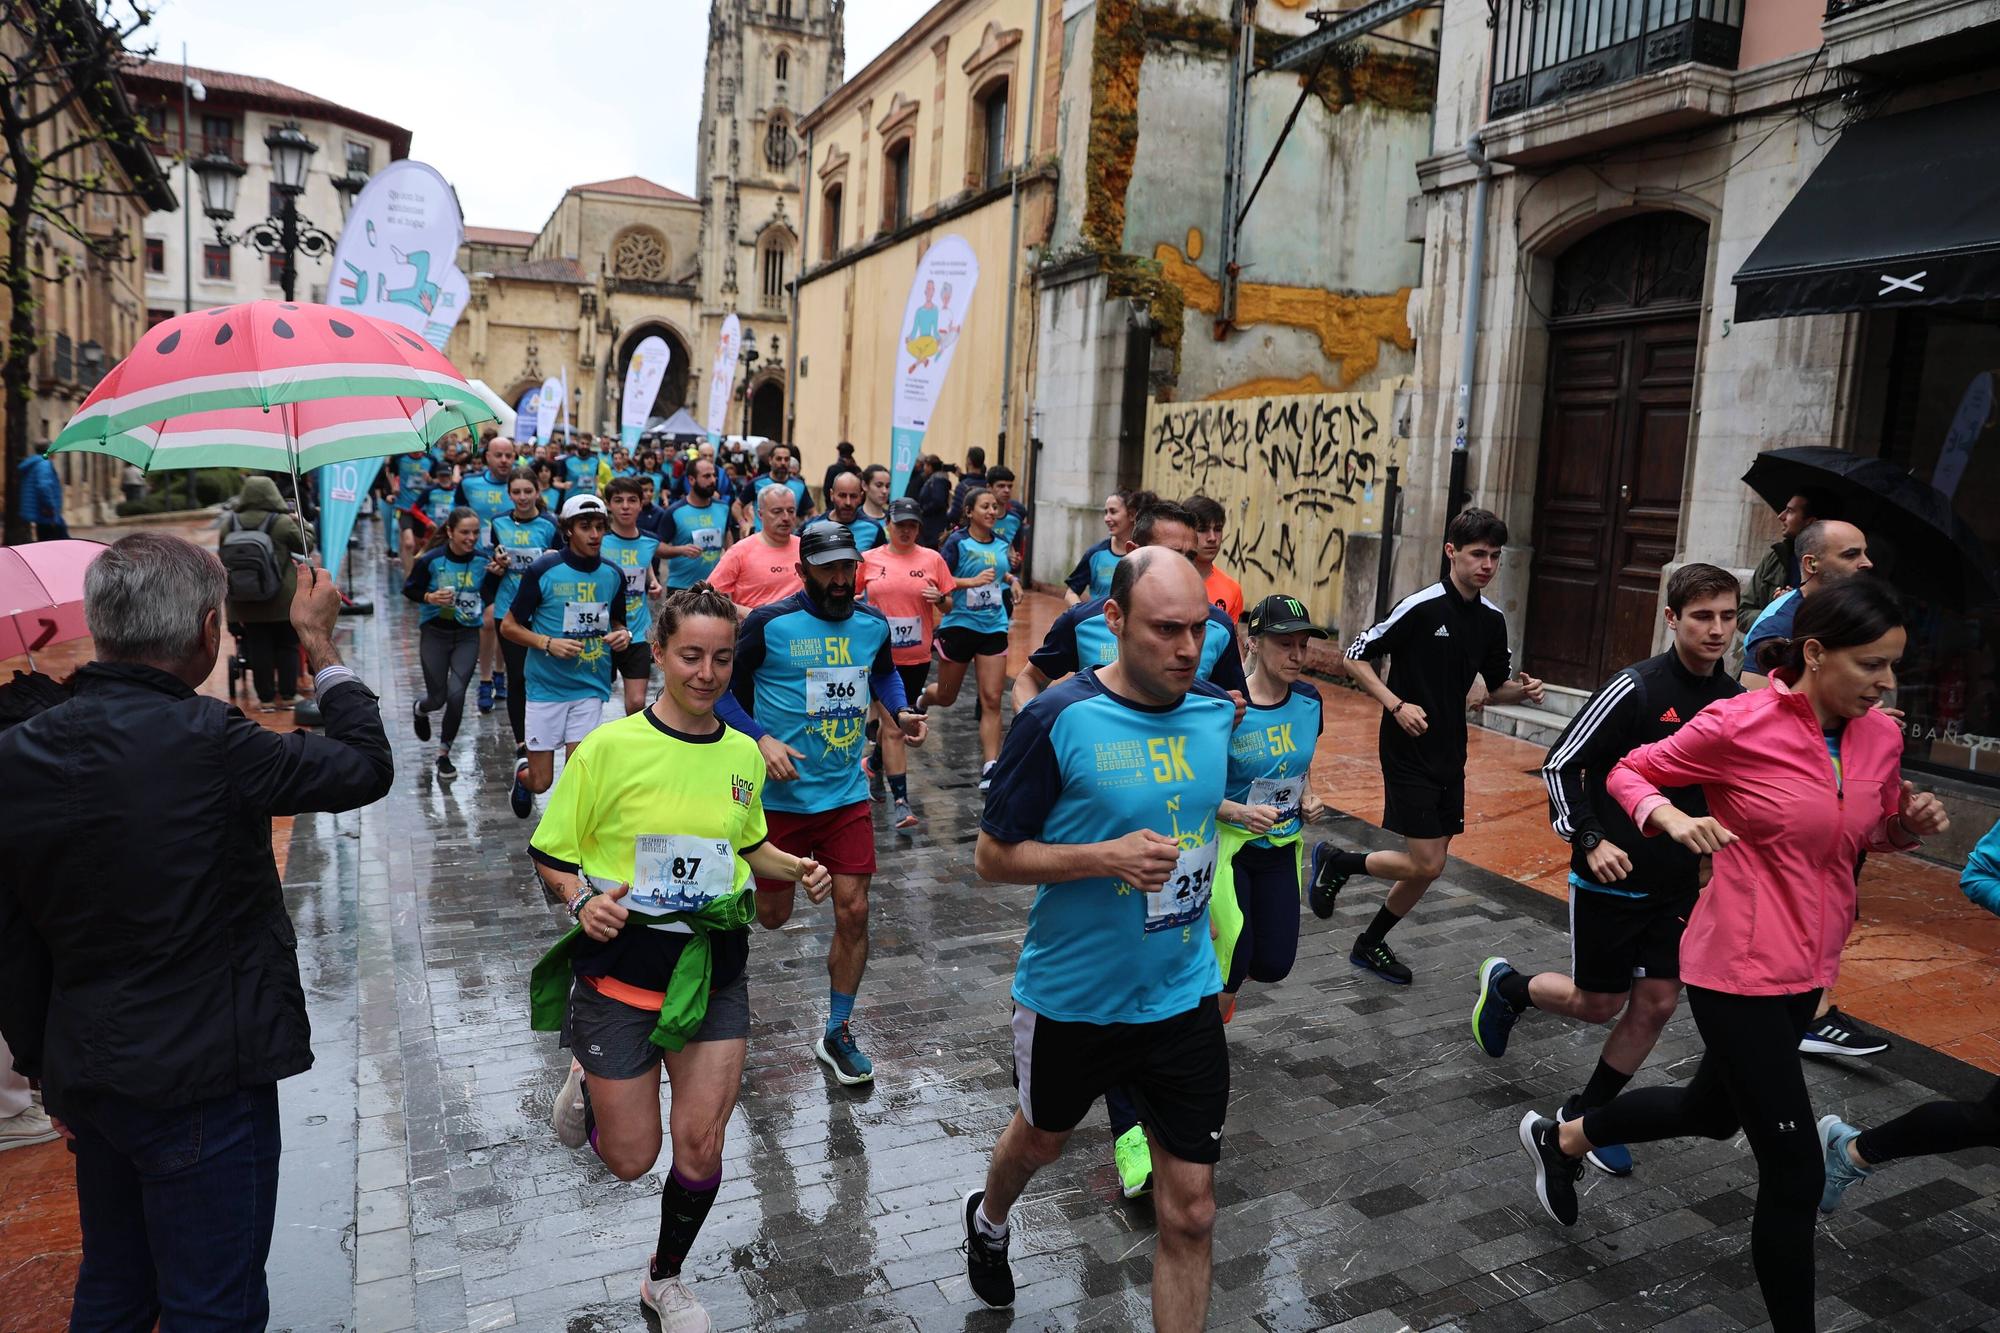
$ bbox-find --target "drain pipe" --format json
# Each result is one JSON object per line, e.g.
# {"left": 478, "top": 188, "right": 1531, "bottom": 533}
{"left": 1443, "top": 130, "right": 1493, "bottom": 573}
{"left": 997, "top": 0, "right": 1047, "bottom": 472}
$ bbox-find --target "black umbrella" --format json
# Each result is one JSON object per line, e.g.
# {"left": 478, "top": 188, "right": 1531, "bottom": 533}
{"left": 1741, "top": 447, "right": 2000, "bottom": 610}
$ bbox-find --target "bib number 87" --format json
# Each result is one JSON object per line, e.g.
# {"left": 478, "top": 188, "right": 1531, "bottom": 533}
{"left": 669, "top": 855, "right": 702, "bottom": 882}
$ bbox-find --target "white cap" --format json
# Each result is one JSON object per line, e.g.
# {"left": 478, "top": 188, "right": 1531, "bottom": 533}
{"left": 559, "top": 494, "right": 608, "bottom": 521}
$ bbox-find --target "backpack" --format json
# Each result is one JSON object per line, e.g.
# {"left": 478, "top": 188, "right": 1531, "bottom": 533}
{"left": 220, "top": 511, "right": 286, "bottom": 601}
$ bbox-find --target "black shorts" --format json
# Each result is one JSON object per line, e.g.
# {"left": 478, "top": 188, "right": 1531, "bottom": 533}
{"left": 936, "top": 626, "right": 1009, "bottom": 663}
{"left": 613, "top": 640, "right": 653, "bottom": 680}
{"left": 1010, "top": 996, "right": 1229, "bottom": 1165}
{"left": 895, "top": 661, "right": 931, "bottom": 705}
{"left": 1571, "top": 888, "right": 1694, "bottom": 994}
{"left": 1381, "top": 774, "right": 1465, "bottom": 839}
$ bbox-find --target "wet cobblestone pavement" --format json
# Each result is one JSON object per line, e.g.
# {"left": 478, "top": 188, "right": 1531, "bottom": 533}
{"left": 232, "top": 543, "right": 2000, "bottom": 1331}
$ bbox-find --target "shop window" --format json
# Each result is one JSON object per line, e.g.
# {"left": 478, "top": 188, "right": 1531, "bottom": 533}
{"left": 821, "top": 183, "right": 843, "bottom": 259}
{"left": 882, "top": 138, "right": 911, "bottom": 231}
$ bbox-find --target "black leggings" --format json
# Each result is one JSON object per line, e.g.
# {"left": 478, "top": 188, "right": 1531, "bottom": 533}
{"left": 238, "top": 621, "right": 299, "bottom": 704}
{"left": 1858, "top": 1078, "right": 2000, "bottom": 1165}
{"left": 1581, "top": 987, "right": 1821, "bottom": 1333}
{"left": 501, "top": 635, "right": 529, "bottom": 747}
{"left": 418, "top": 621, "right": 480, "bottom": 745}
{"left": 1225, "top": 842, "right": 1302, "bottom": 993}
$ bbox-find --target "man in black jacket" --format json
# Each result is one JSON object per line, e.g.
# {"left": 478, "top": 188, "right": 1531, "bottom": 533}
{"left": 1469, "top": 562, "right": 1743, "bottom": 1177}
{"left": 0, "top": 532, "right": 393, "bottom": 1331}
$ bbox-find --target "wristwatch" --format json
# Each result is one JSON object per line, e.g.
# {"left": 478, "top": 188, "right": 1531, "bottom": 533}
{"left": 1578, "top": 831, "right": 1603, "bottom": 853}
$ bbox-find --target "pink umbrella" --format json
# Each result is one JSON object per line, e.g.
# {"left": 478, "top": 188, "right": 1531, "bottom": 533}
{"left": 0, "top": 539, "right": 107, "bottom": 666}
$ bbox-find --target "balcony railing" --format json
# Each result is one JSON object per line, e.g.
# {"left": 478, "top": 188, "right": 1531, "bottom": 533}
{"left": 145, "top": 128, "right": 246, "bottom": 164}
{"left": 1489, "top": 0, "right": 1745, "bottom": 120}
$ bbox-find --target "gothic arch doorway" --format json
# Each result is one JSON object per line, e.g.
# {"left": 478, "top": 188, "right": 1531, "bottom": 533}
{"left": 617, "top": 323, "right": 693, "bottom": 428}
{"left": 749, "top": 378, "right": 785, "bottom": 441}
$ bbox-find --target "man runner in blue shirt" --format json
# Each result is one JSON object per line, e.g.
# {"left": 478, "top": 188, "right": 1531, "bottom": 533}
{"left": 961, "top": 548, "right": 1235, "bottom": 1327}
{"left": 456, "top": 435, "right": 519, "bottom": 715}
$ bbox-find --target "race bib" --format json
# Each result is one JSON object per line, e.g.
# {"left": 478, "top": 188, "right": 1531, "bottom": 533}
{"left": 451, "top": 589, "right": 483, "bottom": 623}
{"left": 887, "top": 616, "right": 924, "bottom": 650}
{"left": 962, "top": 582, "right": 1004, "bottom": 611}
{"left": 630, "top": 834, "right": 735, "bottom": 914}
{"left": 691, "top": 526, "right": 723, "bottom": 553}
{"left": 620, "top": 564, "right": 646, "bottom": 597}
{"left": 563, "top": 601, "right": 609, "bottom": 637}
{"left": 805, "top": 666, "right": 867, "bottom": 717}
{"left": 1144, "top": 839, "right": 1219, "bottom": 933}
{"left": 505, "top": 545, "right": 540, "bottom": 570}
{"left": 1248, "top": 776, "right": 1302, "bottom": 824}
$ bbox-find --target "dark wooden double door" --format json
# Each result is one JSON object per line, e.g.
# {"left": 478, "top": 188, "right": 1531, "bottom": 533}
{"left": 1525, "top": 318, "right": 1698, "bottom": 689}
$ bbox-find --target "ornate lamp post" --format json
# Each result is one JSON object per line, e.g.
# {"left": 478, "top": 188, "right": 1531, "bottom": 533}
{"left": 193, "top": 122, "right": 338, "bottom": 301}
{"left": 737, "top": 325, "right": 761, "bottom": 438}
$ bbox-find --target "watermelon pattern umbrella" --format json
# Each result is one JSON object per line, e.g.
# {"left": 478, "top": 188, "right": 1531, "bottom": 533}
{"left": 100, "top": 396, "right": 492, "bottom": 473}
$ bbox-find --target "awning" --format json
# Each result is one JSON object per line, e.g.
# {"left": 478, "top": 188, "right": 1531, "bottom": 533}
{"left": 1732, "top": 92, "right": 2000, "bottom": 323}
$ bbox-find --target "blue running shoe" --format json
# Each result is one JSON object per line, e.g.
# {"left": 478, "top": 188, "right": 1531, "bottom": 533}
{"left": 1472, "top": 956, "right": 1522, "bottom": 1058}
{"left": 477, "top": 678, "right": 495, "bottom": 714}
{"left": 815, "top": 1022, "right": 874, "bottom": 1085}
{"left": 1817, "top": 1115, "right": 1871, "bottom": 1212}
{"left": 1559, "top": 1096, "right": 1633, "bottom": 1177}
{"left": 493, "top": 671, "right": 508, "bottom": 701}
{"left": 510, "top": 761, "right": 533, "bottom": 819}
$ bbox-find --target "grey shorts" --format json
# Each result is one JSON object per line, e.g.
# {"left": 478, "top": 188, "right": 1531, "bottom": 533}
{"left": 559, "top": 971, "right": 750, "bottom": 1080}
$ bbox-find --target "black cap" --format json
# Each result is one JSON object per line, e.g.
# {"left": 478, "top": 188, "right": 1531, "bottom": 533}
{"left": 886, "top": 498, "right": 922, "bottom": 524}
{"left": 799, "top": 522, "right": 861, "bottom": 566}
{"left": 1243, "top": 594, "right": 1327, "bottom": 638}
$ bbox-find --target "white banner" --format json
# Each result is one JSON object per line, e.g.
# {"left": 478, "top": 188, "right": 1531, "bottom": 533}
{"left": 622, "top": 336, "right": 671, "bottom": 445}
{"left": 705, "top": 313, "right": 741, "bottom": 439}
{"left": 536, "top": 374, "right": 563, "bottom": 444}
{"left": 890, "top": 235, "right": 980, "bottom": 498}
{"left": 330, "top": 160, "right": 471, "bottom": 351}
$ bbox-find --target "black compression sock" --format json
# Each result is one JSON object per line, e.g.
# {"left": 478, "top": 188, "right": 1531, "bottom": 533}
{"left": 1327, "top": 849, "right": 1370, "bottom": 879}
{"left": 1579, "top": 1058, "right": 1633, "bottom": 1110}
{"left": 1496, "top": 968, "right": 1533, "bottom": 1012}
{"left": 1360, "top": 905, "right": 1403, "bottom": 944}
{"left": 888, "top": 774, "right": 909, "bottom": 802}
{"left": 652, "top": 1163, "right": 721, "bottom": 1281}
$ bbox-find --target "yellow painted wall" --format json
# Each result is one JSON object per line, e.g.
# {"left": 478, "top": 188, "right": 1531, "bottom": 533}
{"left": 1142, "top": 389, "right": 1408, "bottom": 626}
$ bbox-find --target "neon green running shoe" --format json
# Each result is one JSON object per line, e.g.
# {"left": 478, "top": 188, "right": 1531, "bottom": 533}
{"left": 1114, "top": 1125, "right": 1153, "bottom": 1199}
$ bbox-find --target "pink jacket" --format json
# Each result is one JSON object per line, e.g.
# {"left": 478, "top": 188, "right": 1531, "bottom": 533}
{"left": 1607, "top": 681, "right": 1917, "bottom": 996}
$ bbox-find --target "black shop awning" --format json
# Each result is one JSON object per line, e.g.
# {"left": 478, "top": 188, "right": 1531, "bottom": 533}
{"left": 1732, "top": 92, "right": 2000, "bottom": 323}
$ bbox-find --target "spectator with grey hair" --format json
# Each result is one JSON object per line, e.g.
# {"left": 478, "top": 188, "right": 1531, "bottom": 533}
{"left": 0, "top": 532, "right": 393, "bottom": 1330}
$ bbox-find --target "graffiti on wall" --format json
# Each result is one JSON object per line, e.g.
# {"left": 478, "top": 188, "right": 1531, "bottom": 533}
{"left": 1143, "top": 388, "right": 1405, "bottom": 624}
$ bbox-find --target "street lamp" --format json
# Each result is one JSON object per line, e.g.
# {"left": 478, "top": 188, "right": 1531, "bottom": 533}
{"left": 194, "top": 121, "right": 338, "bottom": 301}
{"left": 738, "top": 324, "right": 761, "bottom": 438}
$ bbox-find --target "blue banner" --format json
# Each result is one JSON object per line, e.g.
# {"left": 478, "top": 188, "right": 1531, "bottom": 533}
{"left": 318, "top": 457, "right": 380, "bottom": 577}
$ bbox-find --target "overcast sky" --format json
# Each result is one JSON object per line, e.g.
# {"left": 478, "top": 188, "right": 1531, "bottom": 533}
{"left": 144, "top": 0, "right": 937, "bottom": 232}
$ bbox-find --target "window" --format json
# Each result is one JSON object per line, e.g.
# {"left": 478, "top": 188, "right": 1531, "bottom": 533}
{"left": 145, "top": 237, "right": 164, "bottom": 274}
{"left": 200, "top": 113, "right": 235, "bottom": 157}
{"left": 882, "top": 139, "right": 911, "bottom": 231}
{"left": 202, "top": 244, "right": 231, "bottom": 280}
{"left": 268, "top": 252, "right": 287, "bottom": 286}
{"left": 345, "top": 140, "right": 371, "bottom": 174}
{"left": 976, "top": 80, "right": 1010, "bottom": 188}
{"left": 147, "top": 308, "right": 174, "bottom": 329}
{"left": 762, "top": 243, "right": 788, "bottom": 304}
{"left": 611, "top": 227, "right": 670, "bottom": 281}
{"left": 775, "top": 50, "right": 789, "bottom": 83}
{"left": 268, "top": 183, "right": 287, "bottom": 217}
{"left": 141, "top": 103, "right": 167, "bottom": 143}
{"left": 775, "top": 0, "right": 792, "bottom": 15}
{"left": 821, "top": 183, "right": 843, "bottom": 259}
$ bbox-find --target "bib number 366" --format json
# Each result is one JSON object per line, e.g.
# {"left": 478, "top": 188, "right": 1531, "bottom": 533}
{"left": 1144, "top": 839, "right": 1218, "bottom": 933}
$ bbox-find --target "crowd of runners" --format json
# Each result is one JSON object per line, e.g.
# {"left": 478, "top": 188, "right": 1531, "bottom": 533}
{"left": 346, "top": 427, "right": 1992, "bottom": 1333}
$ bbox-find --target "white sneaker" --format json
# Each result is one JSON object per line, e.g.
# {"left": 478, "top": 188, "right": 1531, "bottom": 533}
{"left": 551, "top": 1060, "right": 588, "bottom": 1149}
{"left": 0, "top": 1105, "right": 60, "bottom": 1153}
{"left": 639, "top": 1263, "right": 712, "bottom": 1332}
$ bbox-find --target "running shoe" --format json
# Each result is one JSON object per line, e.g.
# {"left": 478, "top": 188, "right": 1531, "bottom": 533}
{"left": 1350, "top": 935, "right": 1412, "bottom": 985}
{"left": 0, "top": 1104, "right": 60, "bottom": 1153}
{"left": 979, "top": 760, "right": 997, "bottom": 792}
{"left": 815, "top": 1022, "right": 874, "bottom": 1085}
{"left": 893, "top": 799, "right": 920, "bottom": 831}
{"left": 1817, "top": 1115, "right": 1872, "bottom": 1212}
{"left": 639, "top": 1260, "right": 712, "bottom": 1332}
{"left": 436, "top": 752, "right": 457, "bottom": 777}
{"left": 477, "top": 679, "right": 495, "bottom": 714}
{"left": 1799, "top": 1008, "right": 1890, "bottom": 1058}
{"left": 493, "top": 671, "right": 508, "bottom": 702}
{"left": 864, "top": 752, "right": 886, "bottom": 802}
{"left": 1559, "top": 1096, "right": 1633, "bottom": 1177}
{"left": 413, "top": 700, "right": 431, "bottom": 742}
{"left": 510, "top": 761, "right": 534, "bottom": 819}
{"left": 551, "top": 1060, "right": 589, "bottom": 1149}
{"left": 1307, "top": 842, "right": 1352, "bottom": 920}
{"left": 962, "top": 1189, "right": 1015, "bottom": 1309}
{"left": 1113, "top": 1124, "right": 1153, "bottom": 1199}
{"left": 1472, "top": 956, "right": 1521, "bottom": 1058}
{"left": 1518, "top": 1111, "right": 1581, "bottom": 1226}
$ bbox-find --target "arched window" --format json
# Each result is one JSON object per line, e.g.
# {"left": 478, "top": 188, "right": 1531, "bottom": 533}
{"left": 821, "top": 183, "right": 843, "bottom": 260}
{"left": 760, "top": 234, "right": 792, "bottom": 309}
{"left": 775, "top": 50, "right": 790, "bottom": 83}
{"left": 611, "top": 227, "right": 670, "bottom": 282}
{"left": 882, "top": 138, "right": 912, "bottom": 231}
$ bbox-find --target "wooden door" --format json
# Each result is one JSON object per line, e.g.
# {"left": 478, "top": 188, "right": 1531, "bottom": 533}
{"left": 1525, "top": 319, "right": 1697, "bottom": 688}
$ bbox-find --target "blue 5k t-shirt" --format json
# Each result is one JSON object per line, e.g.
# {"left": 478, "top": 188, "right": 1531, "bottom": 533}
{"left": 1065, "top": 539, "right": 1122, "bottom": 600}
{"left": 938, "top": 530, "right": 1013, "bottom": 635}
{"left": 601, "top": 530, "right": 661, "bottom": 640}
{"left": 487, "top": 514, "right": 557, "bottom": 617}
{"left": 1030, "top": 596, "right": 1248, "bottom": 695}
{"left": 982, "top": 669, "right": 1235, "bottom": 1024}
{"left": 403, "top": 548, "right": 487, "bottom": 627}
{"left": 564, "top": 454, "right": 599, "bottom": 496}
{"left": 714, "top": 593, "right": 911, "bottom": 814}
{"left": 507, "top": 551, "right": 627, "bottom": 702}
{"left": 1226, "top": 681, "right": 1324, "bottom": 846}
{"left": 662, "top": 498, "right": 728, "bottom": 588}
{"left": 455, "top": 471, "right": 513, "bottom": 525}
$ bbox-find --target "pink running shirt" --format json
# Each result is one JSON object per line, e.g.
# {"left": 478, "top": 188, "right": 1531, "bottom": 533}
{"left": 860, "top": 544, "right": 955, "bottom": 665}
{"left": 711, "top": 534, "right": 801, "bottom": 608}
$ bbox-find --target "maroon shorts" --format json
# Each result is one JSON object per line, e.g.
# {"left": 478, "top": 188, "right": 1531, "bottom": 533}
{"left": 754, "top": 800, "right": 877, "bottom": 890}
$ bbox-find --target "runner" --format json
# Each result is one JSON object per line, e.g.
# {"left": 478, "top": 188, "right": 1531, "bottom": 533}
{"left": 750, "top": 443, "right": 814, "bottom": 532}
{"left": 1818, "top": 817, "right": 2000, "bottom": 1213}
{"left": 986, "top": 465, "right": 1030, "bottom": 572}
{"left": 713, "top": 524, "right": 928, "bottom": 1085}
{"left": 563, "top": 435, "right": 601, "bottom": 498}
{"left": 856, "top": 464, "right": 894, "bottom": 553}
{"left": 402, "top": 508, "right": 491, "bottom": 776}
{"left": 1470, "top": 563, "right": 1744, "bottom": 1179}
{"left": 1064, "top": 488, "right": 1147, "bottom": 605}
{"left": 393, "top": 447, "right": 432, "bottom": 572}
{"left": 1339, "top": 508, "right": 1544, "bottom": 984}
{"left": 528, "top": 583, "right": 833, "bottom": 1331}
{"left": 457, "top": 436, "right": 519, "bottom": 715}
{"left": 808, "top": 470, "right": 864, "bottom": 538}
{"left": 710, "top": 485, "right": 802, "bottom": 616}
{"left": 486, "top": 470, "right": 558, "bottom": 759}
{"left": 925, "top": 487, "right": 1015, "bottom": 788}
{"left": 534, "top": 458, "right": 563, "bottom": 514}
{"left": 1186, "top": 495, "right": 1243, "bottom": 624}
{"left": 857, "top": 497, "right": 955, "bottom": 830}
{"left": 657, "top": 456, "right": 729, "bottom": 591}
{"left": 500, "top": 495, "right": 631, "bottom": 818}
{"left": 604, "top": 478, "right": 666, "bottom": 718}
{"left": 1515, "top": 579, "right": 1946, "bottom": 1333}
{"left": 962, "top": 548, "right": 1235, "bottom": 1328}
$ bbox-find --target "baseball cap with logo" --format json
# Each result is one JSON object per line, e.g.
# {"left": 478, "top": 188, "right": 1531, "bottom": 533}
{"left": 1243, "top": 594, "right": 1327, "bottom": 639}
{"left": 886, "top": 498, "right": 922, "bottom": 524}
{"left": 799, "top": 522, "right": 862, "bottom": 566}
{"left": 559, "top": 494, "right": 609, "bottom": 522}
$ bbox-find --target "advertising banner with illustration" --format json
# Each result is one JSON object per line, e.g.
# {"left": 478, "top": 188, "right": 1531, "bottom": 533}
{"left": 536, "top": 373, "right": 564, "bottom": 445}
{"left": 705, "top": 314, "right": 740, "bottom": 442}
{"left": 889, "top": 235, "right": 979, "bottom": 501}
{"left": 320, "top": 159, "right": 472, "bottom": 572}
{"left": 621, "top": 336, "right": 672, "bottom": 448}
{"left": 515, "top": 384, "right": 541, "bottom": 442}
